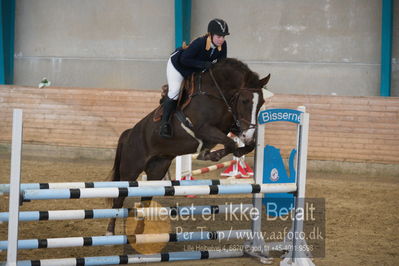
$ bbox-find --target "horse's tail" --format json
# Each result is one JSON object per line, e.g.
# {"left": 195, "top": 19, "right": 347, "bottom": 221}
{"left": 106, "top": 129, "right": 129, "bottom": 206}
{"left": 109, "top": 140, "right": 123, "bottom": 182}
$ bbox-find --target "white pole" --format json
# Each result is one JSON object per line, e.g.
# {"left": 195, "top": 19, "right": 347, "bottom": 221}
{"left": 248, "top": 108, "right": 267, "bottom": 257}
{"left": 295, "top": 106, "right": 310, "bottom": 228}
{"left": 296, "top": 107, "right": 310, "bottom": 210}
{"left": 175, "top": 156, "right": 182, "bottom": 180}
{"left": 175, "top": 155, "right": 191, "bottom": 180}
{"left": 232, "top": 136, "right": 243, "bottom": 176}
{"left": 282, "top": 106, "right": 314, "bottom": 266}
{"left": 6, "top": 109, "right": 23, "bottom": 266}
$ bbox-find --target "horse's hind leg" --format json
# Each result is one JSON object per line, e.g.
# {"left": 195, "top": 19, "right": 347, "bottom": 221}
{"left": 141, "top": 157, "right": 173, "bottom": 208}
{"left": 106, "top": 197, "right": 125, "bottom": 235}
{"left": 131, "top": 157, "right": 173, "bottom": 234}
{"left": 106, "top": 155, "right": 145, "bottom": 235}
{"left": 145, "top": 156, "right": 173, "bottom": 181}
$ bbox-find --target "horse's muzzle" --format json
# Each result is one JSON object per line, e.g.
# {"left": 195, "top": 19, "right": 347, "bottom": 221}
{"left": 239, "top": 127, "right": 256, "bottom": 145}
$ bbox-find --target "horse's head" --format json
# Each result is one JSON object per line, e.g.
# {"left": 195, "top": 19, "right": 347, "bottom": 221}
{"left": 209, "top": 58, "right": 273, "bottom": 144}
{"left": 233, "top": 74, "right": 272, "bottom": 145}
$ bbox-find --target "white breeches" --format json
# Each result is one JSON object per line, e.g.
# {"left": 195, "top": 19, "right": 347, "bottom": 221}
{"left": 166, "top": 58, "right": 184, "bottom": 100}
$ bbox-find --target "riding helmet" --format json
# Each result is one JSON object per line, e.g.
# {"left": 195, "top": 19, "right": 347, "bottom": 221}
{"left": 207, "top": 18, "right": 230, "bottom": 36}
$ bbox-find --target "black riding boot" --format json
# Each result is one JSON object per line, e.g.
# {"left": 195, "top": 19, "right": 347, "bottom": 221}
{"left": 160, "top": 97, "right": 177, "bottom": 138}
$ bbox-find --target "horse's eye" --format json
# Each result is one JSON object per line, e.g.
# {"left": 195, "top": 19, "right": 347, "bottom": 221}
{"left": 241, "top": 99, "right": 250, "bottom": 104}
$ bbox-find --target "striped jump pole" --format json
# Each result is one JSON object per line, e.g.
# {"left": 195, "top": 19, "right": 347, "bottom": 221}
{"left": 0, "top": 230, "right": 251, "bottom": 250}
{"left": 175, "top": 135, "right": 254, "bottom": 181}
{"left": 0, "top": 204, "right": 253, "bottom": 222}
{"left": 175, "top": 157, "right": 237, "bottom": 181}
{"left": 0, "top": 178, "right": 253, "bottom": 194}
{"left": 134, "top": 203, "right": 252, "bottom": 219}
{"left": 186, "top": 160, "right": 237, "bottom": 176}
{"left": 22, "top": 183, "right": 297, "bottom": 201}
{"left": 2, "top": 106, "right": 315, "bottom": 266}
{"left": 16, "top": 250, "right": 244, "bottom": 266}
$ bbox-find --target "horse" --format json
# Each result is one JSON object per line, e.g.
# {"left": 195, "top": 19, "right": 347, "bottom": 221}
{"left": 106, "top": 58, "right": 271, "bottom": 235}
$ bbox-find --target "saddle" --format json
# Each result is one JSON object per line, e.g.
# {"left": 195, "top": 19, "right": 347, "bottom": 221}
{"left": 153, "top": 73, "right": 197, "bottom": 123}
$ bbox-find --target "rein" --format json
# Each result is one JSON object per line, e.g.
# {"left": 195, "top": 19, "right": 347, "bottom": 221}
{"left": 208, "top": 68, "right": 241, "bottom": 130}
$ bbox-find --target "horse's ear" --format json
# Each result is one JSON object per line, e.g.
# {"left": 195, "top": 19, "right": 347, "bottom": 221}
{"left": 259, "top": 74, "right": 271, "bottom": 88}
{"left": 262, "top": 88, "right": 274, "bottom": 100}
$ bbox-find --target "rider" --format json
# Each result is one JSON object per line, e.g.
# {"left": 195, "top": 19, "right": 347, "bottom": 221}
{"left": 160, "top": 18, "right": 229, "bottom": 138}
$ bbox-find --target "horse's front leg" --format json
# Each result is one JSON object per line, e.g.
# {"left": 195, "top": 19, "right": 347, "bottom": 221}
{"left": 209, "top": 141, "right": 255, "bottom": 161}
{"left": 208, "top": 148, "right": 230, "bottom": 161}
{"left": 233, "top": 141, "right": 256, "bottom": 158}
{"left": 195, "top": 127, "right": 237, "bottom": 161}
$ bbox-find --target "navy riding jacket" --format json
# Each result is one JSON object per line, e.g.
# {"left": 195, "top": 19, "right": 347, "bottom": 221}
{"left": 170, "top": 35, "right": 227, "bottom": 78}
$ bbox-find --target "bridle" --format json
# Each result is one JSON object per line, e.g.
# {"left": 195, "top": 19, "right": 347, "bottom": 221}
{"left": 209, "top": 69, "right": 260, "bottom": 133}
{"left": 230, "top": 89, "right": 260, "bottom": 131}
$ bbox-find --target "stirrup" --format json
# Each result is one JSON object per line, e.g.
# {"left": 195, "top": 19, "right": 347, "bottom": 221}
{"left": 160, "top": 122, "right": 172, "bottom": 138}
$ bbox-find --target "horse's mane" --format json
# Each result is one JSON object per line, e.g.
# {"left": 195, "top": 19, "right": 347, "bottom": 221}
{"left": 213, "top": 58, "right": 260, "bottom": 88}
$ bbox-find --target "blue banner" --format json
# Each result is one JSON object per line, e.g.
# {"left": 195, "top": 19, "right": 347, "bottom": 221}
{"left": 262, "top": 145, "right": 295, "bottom": 216}
{"left": 258, "top": 109, "right": 302, "bottom": 124}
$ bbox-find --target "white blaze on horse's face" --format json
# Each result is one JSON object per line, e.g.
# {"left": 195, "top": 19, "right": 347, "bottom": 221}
{"left": 239, "top": 92, "right": 259, "bottom": 144}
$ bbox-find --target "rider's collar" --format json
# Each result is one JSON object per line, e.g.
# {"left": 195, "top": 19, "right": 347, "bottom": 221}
{"left": 206, "top": 35, "right": 222, "bottom": 52}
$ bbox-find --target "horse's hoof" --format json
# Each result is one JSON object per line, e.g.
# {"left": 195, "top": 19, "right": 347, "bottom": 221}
{"left": 209, "top": 154, "right": 221, "bottom": 162}
{"left": 134, "top": 221, "right": 145, "bottom": 235}
{"left": 105, "top": 231, "right": 114, "bottom": 236}
{"left": 233, "top": 152, "right": 243, "bottom": 158}
{"left": 209, "top": 150, "right": 225, "bottom": 161}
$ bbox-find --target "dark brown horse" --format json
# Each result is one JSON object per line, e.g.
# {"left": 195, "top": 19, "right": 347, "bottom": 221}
{"left": 106, "top": 58, "right": 271, "bottom": 235}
